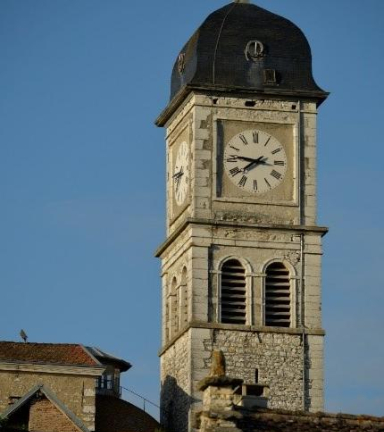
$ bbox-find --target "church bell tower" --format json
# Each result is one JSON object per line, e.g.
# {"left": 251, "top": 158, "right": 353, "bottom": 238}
{"left": 155, "top": 2, "right": 328, "bottom": 431}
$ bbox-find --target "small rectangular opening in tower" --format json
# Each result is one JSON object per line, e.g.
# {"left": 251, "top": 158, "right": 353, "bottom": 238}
{"left": 264, "top": 69, "right": 277, "bottom": 85}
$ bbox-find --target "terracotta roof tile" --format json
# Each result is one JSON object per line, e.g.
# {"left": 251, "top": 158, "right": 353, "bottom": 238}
{"left": 0, "top": 341, "right": 98, "bottom": 367}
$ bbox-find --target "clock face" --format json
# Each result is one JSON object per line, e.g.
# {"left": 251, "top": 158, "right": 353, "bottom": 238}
{"left": 173, "top": 141, "right": 190, "bottom": 206}
{"left": 224, "top": 129, "right": 287, "bottom": 195}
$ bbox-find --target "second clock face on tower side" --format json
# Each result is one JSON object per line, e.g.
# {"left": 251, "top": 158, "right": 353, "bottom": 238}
{"left": 224, "top": 129, "right": 288, "bottom": 195}
{"left": 173, "top": 140, "right": 190, "bottom": 206}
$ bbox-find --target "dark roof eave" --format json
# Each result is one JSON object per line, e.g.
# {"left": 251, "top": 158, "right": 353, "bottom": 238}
{"left": 84, "top": 346, "right": 132, "bottom": 372}
{"left": 109, "top": 359, "right": 131, "bottom": 372}
{"left": 155, "top": 84, "right": 329, "bottom": 127}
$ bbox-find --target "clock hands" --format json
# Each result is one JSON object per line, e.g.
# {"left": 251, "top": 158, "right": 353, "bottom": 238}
{"left": 228, "top": 155, "right": 268, "bottom": 174}
{"left": 258, "top": 158, "right": 273, "bottom": 167}
{"left": 173, "top": 167, "right": 184, "bottom": 191}
{"left": 242, "top": 156, "right": 266, "bottom": 172}
{"left": 173, "top": 168, "right": 184, "bottom": 180}
{"left": 225, "top": 131, "right": 287, "bottom": 194}
{"left": 232, "top": 155, "right": 263, "bottom": 163}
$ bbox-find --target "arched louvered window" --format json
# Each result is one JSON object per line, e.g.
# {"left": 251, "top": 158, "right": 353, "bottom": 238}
{"left": 220, "top": 259, "right": 247, "bottom": 325}
{"left": 265, "top": 262, "right": 291, "bottom": 327}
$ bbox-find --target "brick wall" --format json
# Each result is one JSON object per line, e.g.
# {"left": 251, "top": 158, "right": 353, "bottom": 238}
{"left": 29, "top": 398, "right": 79, "bottom": 432}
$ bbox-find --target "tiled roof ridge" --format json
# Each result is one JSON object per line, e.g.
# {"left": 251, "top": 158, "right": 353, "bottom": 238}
{"left": 0, "top": 341, "right": 99, "bottom": 367}
{"left": 0, "top": 340, "right": 81, "bottom": 346}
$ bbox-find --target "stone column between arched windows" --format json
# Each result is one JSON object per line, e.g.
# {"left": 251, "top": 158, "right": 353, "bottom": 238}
{"left": 178, "top": 267, "right": 188, "bottom": 331}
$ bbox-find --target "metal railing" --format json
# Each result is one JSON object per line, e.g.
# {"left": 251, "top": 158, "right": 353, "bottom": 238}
{"left": 121, "top": 386, "right": 160, "bottom": 414}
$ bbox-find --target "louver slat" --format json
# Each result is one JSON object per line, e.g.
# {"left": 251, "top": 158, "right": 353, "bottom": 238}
{"left": 265, "top": 262, "right": 291, "bottom": 327}
{"left": 221, "top": 259, "right": 247, "bottom": 325}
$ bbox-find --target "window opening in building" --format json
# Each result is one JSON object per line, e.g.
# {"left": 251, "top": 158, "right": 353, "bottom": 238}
{"left": 265, "top": 262, "right": 291, "bottom": 327}
{"left": 220, "top": 259, "right": 247, "bottom": 325}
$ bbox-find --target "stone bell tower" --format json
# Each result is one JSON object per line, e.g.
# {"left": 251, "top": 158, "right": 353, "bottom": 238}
{"left": 155, "top": 2, "right": 328, "bottom": 431}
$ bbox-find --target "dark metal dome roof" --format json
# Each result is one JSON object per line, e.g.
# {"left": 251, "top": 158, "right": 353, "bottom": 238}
{"left": 157, "top": 2, "right": 328, "bottom": 125}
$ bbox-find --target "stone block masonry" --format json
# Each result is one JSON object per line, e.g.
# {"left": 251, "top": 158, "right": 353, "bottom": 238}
{"left": 197, "top": 407, "right": 384, "bottom": 432}
{"left": 160, "top": 331, "right": 192, "bottom": 432}
{"left": 194, "top": 371, "right": 384, "bottom": 432}
{"left": 192, "top": 328, "right": 305, "bottom": 412}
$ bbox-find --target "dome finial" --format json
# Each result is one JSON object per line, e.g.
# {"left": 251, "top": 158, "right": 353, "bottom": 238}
{"left": 234, "top": 0, "right": 250, "bottom": 3}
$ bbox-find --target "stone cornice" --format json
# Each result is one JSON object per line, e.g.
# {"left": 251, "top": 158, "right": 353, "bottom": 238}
{"left": 155, "top": 217, "right": 328, "bottom": 257}
{"left": 155, "top": 87, "right": 328, "bottom": 127}
{"left": 0, "top": 361, "right": 105, "bottom": 377}
{"left": 158, "top": 321, "right": 325, "bottom": 356}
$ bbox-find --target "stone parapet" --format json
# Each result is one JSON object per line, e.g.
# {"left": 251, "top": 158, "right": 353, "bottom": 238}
{"left": 195, "top": 406, "right": 384, "bottom": 432}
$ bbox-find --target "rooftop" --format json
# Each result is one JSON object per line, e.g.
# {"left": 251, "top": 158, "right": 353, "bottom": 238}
{"left": 157, "top": 1, "right": 328, "bottom": 126}
{"left": 0, "top": 341, "right": 130, "bottom": 371}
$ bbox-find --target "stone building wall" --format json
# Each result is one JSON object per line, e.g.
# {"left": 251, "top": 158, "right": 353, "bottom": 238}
{"left": 194, "top": 374, "right": 384, "bottom": 432}
{"left": 158, "top": 94, "right": 325, "bottom": 431}
{"left": 197, "top": 408, "right": 384, "bottom": 432}
{"left": 160, "top": 331, "right": 191, "bottom": 432}
{"left": 0, "top": 369, "right": 96, "bottom": 430}
{"left": 164, "top": 94, "right": 319, "bottom": 234}
{"left": 192, "top": 329, "right": 305, "bottom": 412}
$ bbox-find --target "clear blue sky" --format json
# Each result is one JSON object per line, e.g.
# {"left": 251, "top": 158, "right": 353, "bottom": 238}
{"left": 1, "top": 0, "right": 383, "bottom": 419}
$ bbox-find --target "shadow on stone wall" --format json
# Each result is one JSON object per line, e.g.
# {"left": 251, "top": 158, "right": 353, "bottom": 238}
{"left": 160, "top": 375, "right": 196, "bottom": 432}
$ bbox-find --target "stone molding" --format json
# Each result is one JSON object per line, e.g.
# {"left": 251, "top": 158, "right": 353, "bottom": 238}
{"left": 0, "top": 361, "right": 105, "bottom": 377}
{"left": 155, "top": 217, "right": 328, "bottom": 257}
{"left": 158, "top": 322, "right": 325, "bottom": 356}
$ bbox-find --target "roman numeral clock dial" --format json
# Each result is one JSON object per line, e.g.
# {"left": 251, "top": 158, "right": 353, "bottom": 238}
{"left": 224, "top": 130, "right": 287, "bottom": 195}
{"left": 173, "top": 141, "right": 190, "bottom": 206}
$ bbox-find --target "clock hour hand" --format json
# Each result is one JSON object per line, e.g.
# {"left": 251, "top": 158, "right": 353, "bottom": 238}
{"left": 242, "top": 156, "right": 265, "bottom": 172}
{"left": 236, "top": 155, "right": 262, "bottom": 163}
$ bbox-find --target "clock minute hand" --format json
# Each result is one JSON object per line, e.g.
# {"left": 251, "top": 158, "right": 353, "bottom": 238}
{"left": 258, "top": 158, "right": 272, "bottom": 166}
{"left": 242, "top": 156, "right": 265, "bottom": 172}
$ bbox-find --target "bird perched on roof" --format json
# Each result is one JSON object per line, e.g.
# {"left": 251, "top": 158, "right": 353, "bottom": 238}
{"left": 20, "top": 329, "right": 28, "bottom": 343}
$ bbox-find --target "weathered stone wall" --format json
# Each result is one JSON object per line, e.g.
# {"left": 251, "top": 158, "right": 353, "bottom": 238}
{"left": 191, "top": 328, "right": 305, "bottom": 412}
{"left": 160, "top": 331, "right": 191, "bottom": 432}
{"left": 0, "top": 369, "right": 96, "bottom": 430}
{"left": 195, "top": 379, "right": 384, "bottom": 432}
{"left": 198, "top": 408, "right": 384, "bottom": 432}
{"left": 165, "top": 95, "right": 318, "bottom": 231}
{"left": 164, "top": 94, "right": 318, "bottom": 235}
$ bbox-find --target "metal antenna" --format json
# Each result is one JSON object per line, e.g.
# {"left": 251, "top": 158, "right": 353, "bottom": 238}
{"left": 20, "top": 329, "right": 28, "bottom": 343}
